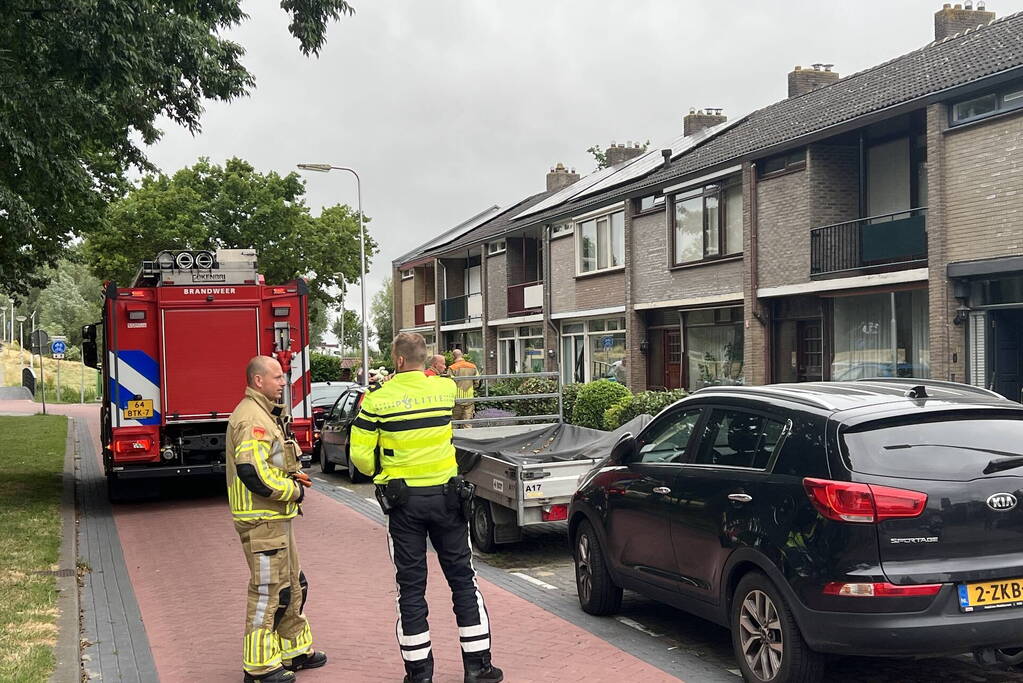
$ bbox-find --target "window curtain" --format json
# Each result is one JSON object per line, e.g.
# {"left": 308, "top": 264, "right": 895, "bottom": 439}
{"left": 832, "top": 293, "right": 893, "bottom": 380}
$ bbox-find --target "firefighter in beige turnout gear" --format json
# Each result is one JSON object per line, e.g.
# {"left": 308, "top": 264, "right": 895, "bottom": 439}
{"left": 227, "top": 356, "right": 328, "bottom": 682}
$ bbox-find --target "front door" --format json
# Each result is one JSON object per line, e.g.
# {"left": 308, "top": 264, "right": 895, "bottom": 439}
{"left": 663, "top": 329, "right": 683, "bottom": 390}
{"left": 992, "top": 310, "right": 1023, "bottom": 402}
{"left": 604, "top": 408, "right": 704, "bottom": 591}
{"left": 796, "top": 320, "right": 823, "bottom": 382}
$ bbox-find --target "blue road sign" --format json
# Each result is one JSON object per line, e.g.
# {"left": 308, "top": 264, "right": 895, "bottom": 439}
{"left": 600, "top": 335, "right": 614, "bottom": 350}
{"left": 51, "top": 340, "right": 67, "bottom": 355}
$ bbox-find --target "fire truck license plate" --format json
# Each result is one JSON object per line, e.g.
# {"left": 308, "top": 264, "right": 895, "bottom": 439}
{"left": 123, "top": 399, "right": 153, "bottom": 419}
{"left": 958, "top": 578, "right": 1023, "bottom": 612}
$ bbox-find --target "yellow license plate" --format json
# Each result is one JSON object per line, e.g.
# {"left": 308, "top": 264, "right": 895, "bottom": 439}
{"left": 123, "top": 399, "right": 153, "bottom": 419}
{"left": 958, "top": 578, "right": 1023, "bottom": 612}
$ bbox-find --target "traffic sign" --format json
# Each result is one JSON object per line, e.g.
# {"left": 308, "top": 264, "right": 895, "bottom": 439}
{"left": 30, "top": 329, "right": 50, "bottom": 353}
{"left": 600, "top": 335, "right": 615, "bottom": 350}
{"left": 51, "top": 340, "right": 67, "bottom": 355}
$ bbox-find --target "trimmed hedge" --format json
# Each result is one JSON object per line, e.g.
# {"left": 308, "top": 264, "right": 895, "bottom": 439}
{"left": 309, "top": 353, "right": 342, "bottom": 382}
{"left": 572, "top": 379, "right": 631, "bottom": 430}
{"left": 603, "top": 388, "right": 688, "bottom": 430}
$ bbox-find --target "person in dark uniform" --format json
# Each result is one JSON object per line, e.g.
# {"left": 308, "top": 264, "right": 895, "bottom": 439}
{"left": 350, "top": 333, "right": 502, "bottom": 683}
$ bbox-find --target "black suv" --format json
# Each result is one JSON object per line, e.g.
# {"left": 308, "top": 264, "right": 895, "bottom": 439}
{"left": 569, "top": 379, "right": 1023, "bottom": 682}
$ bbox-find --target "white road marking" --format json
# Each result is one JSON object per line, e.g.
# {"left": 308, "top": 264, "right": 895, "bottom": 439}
{"left": 336, "top": 486, "right": 352, "bottom": 492}
{"left": 510, "top": 572, "right": 558, "bottom": 590}
{"left": 728, "top": 670, "right": 742, "bottom": 677}
{"left": 364, "top": 497, "right": 377, "bottom": 504}
{"left": 314, "top": 477, "right": 328, "bottom": 482}
{"left": 615, "top": 616, "right": 664, "bottom": 638}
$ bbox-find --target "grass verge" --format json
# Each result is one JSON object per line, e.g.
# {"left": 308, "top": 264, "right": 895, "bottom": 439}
{"left": 0, "top": 414, "right": 68, "bottom": 682}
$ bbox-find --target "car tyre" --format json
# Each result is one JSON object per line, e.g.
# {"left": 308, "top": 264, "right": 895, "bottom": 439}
{"left": 319, "top": 446, "right": 335, "bottom": 473}
{"left": 469, "top": 498, "right": 498, "bottom": 553}
{"left": 346, "top": 447, "right": 367, "bottom": 483}
{"left": 573, "top": 520, "right": 622, "bottom": 615}
{"left": 731, "top": 572, "right": 823, "bottom": 683}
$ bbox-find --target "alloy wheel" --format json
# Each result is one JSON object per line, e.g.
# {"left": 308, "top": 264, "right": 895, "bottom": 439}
{"left": 738, "top": 589, "right": 784, "bottom": 681}
{"left": 576, "top": 532, "right": 592, "bottom": 604}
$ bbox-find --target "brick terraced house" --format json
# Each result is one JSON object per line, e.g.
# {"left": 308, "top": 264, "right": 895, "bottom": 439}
{"left": 393, "top": 4, "right": 1023, "bottom": 401}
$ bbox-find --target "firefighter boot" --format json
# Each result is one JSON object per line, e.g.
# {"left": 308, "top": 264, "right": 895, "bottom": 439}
{"left": 463, "top": 652, "right": 503, "bottom": 683}
{"left": 283, "top": 650, "right": 327, "bottom": 672}
{"left": 242, "top": 667, "right": 296, "bottom": 683}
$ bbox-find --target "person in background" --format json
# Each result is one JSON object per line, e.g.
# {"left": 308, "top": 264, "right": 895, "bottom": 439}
{"left": 424, "top": 354, "right": 447, "bottom": 377}
{"left": 447, "top": 349, "right": 479, "bottom": 427}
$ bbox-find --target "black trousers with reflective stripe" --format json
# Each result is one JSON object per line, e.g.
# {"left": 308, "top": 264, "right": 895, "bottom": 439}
{"left": 387, "top": 493, "right": 489, "bottom": 674}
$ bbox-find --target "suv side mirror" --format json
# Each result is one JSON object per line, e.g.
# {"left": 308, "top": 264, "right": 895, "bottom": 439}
{"left": 81, "top": 324, "right": 98, "bottom": 369}
{"left": 609, "top": 433, "right": 637, "bottom": 465}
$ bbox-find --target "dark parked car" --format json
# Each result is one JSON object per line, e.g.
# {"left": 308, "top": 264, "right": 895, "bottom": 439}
{"left": 318, "top": 385, "right": 368, "bottom": 482}
{"left": 569, "top": 379, "right": 1023, "bottom": 682}
{"left": 308, "top": 381, "right": 357, "bottom": 458}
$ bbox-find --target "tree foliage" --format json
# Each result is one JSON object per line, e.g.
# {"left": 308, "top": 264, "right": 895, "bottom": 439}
{"left": 84, "top": 158, "right": 376, "bottom": 331}
{"left": 10, "top": 249, "right": 102, "bottom": 346}
{"left": 371, "top": 279, "right": 394, "bottom": 363}
{"left": 586, "top": 140, "right": 651, "bottom": 170}
{"left": 0, "top": 0, "right": 354, "bottom": 298}
{"left": 330, "top": 308, "right": 363, "bottom": 354}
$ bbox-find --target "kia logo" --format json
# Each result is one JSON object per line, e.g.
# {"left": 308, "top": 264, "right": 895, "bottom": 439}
{"left": 987, "top": 493, "right": 1018, "bottom": 511}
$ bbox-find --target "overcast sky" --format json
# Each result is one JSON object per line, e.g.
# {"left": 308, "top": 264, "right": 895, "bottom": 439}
{"left": 144, "top": 0, "right": 1021, "bottom": 338}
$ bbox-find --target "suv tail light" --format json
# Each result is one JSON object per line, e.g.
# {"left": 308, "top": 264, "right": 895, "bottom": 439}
{"left": 803, "top": 478, "right": 927, "bottom": 523}
{"left": 823, "top": 582, "right": 943, "bottom": 597}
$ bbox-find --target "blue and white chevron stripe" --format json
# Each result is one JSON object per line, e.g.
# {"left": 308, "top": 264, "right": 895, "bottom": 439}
{"left": 109, "top": 350, "right": 162, "bottom": 427}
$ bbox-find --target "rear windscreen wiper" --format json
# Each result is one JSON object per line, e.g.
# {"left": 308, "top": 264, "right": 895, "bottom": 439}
{"left": 883, "top": 444, "right": 1023, "bottom": 475}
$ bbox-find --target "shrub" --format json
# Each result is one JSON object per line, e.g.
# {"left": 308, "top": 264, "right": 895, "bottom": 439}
{"left": 605, "top": 388, "right": 689, "bottom": 430}
{"left": 571, "top": 379, "right": 631, "bottom": 430}
{"left": 475, "top": 377, "right": 522, "bottom": 413}
{"left": 561, "top": 382, "right": 582, "bottom": 423}
{"left": 603, "top": 394, "right": 633, "bottom": 431}
{"left": 513, "top": 377, "right": 558, "bottom": 418}
{"left": 309, "top": 353, "right": 342, "bottom": 382}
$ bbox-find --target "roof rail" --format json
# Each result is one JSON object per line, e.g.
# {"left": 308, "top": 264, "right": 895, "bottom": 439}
{"left": 692, "top": 385, "right": 840, "bottom": 411}
{"left": 854, "top": 377, "right": 1005, "bottom": 400}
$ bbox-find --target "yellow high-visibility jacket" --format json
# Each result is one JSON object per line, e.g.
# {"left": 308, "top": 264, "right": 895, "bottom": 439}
{"left": 225, "top": 387, "right": 303, "bottom": 521}
{"left": 350, "top": 371, "right": 458, "bottom": 487}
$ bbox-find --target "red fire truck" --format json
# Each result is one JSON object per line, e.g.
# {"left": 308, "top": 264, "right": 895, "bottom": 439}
{"left": 82, "top": 249, "right": 313, "bottom": 500}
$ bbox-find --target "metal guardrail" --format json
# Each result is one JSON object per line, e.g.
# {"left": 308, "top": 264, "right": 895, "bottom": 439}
{"left": 451, "top": 371, "right": 563, "bottom": 426}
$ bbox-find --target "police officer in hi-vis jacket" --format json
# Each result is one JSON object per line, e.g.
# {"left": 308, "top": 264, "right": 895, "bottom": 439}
{"left": 350, "top": 333, "right": 503, "bottom": 683}
{"left": 226, "top": 356, "right": 328, "bottom": 682}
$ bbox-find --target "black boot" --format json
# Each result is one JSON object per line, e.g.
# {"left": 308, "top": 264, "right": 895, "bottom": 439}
{"left": 242, "top": 668, "right": 296, "bottom": 683}
{"left": 284, "top": 650, "right": 328, "bottom": 671}
{"left": 464, "top": 652, "right": 503, "bottom": 683}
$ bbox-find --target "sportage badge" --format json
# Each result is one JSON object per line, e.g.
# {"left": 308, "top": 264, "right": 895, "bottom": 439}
{"left": 987, "top": 493, "right": 1018, "bottom": 511}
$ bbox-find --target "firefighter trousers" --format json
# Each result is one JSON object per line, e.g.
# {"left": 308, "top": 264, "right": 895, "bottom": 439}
{"left": 236, "top": 518, "right": 313, "bottom": 676}
{"left": 386, "top": 492, "right": 492, "bottom": 677}
{"left": 452, "top": 402, "right": 474, "bottom": 425}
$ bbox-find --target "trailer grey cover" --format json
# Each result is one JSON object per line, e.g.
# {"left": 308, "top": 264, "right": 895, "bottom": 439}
{"left": 454, "top": 415, "right": 652, "bottom": 471}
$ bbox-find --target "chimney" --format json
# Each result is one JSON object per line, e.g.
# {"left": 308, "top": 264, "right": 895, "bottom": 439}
{"left": 546, "top": 162, "right": 580, "bottom": 192}
{"left": 605, "top": 140, "right": 645, "bottom": 166}
{"left": 787, "top": 64, "right": 840, "bottom": 98}
{"left": 934, "top": 2, "right": 995, "bottom": 41}
{"left": 683, "top": 108, "right": 727, "bottom": 137}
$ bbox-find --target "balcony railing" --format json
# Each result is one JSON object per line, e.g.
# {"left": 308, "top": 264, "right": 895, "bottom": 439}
{"left": 414, "top": 302, "right": 436, "bottom": 326}
{"left": 441, "top": 292, "right": 482, "bottom": 324}
{"left": 508, "top": 280, "right": 543, "bottom": 316}
{"left": 810, "top": 207, "right": 927, "bottom": 277}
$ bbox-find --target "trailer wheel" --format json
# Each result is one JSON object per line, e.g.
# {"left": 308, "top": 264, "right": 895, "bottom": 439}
{"left": 319, "top": 446, "right": 335, "bottom": 473}
{"left": 470, "top": 498, "right": 497, "bottom": 553}
{"left": 346, "top": 448, "right": 368, "bottom": 483}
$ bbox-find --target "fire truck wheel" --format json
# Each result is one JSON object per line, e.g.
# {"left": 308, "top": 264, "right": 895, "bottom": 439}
{"left": 319, "top": 447, "right": 336, "bottom": 474}
{"left": 346, "top": 448, "right": 368, "bottom": 483}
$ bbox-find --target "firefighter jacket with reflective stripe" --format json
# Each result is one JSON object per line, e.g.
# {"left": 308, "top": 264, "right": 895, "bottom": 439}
{"left": 448, "top": 359, "right": 479, "bottom": 399}
{"left": 226, "top": 387, "right": 302, "bottom": 521}
{"left": 350, "top": 371, "right": 458, "bottom": 487}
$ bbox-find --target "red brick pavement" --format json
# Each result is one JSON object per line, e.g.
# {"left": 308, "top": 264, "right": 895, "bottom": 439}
{"left": 0, "top": 400, "right": 680, "bottom": 682}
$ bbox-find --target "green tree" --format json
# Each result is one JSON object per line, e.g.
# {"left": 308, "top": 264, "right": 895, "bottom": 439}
{"left": 586, "top": 140, "right": 651, "bottom": 170}
{"left": 84, "top": 158, "right": 376, "bottom": 330}
{"left": 371, "top": 279, "right": 394, "bottom": 363}
{"left": 36, "top": 261, "right": 102, "bottom": 346}
{"left": 330, "top": 309, "right": 363, "bottom": 355}
{"left": 0, "top": 0, "right": 354, "bottom": 298}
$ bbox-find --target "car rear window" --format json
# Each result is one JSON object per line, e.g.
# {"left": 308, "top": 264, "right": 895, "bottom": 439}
{"left": 842, "top": 412, "right": 1023, "bottom": 481}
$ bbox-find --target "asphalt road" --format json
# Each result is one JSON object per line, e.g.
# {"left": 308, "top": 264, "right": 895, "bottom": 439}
{"left": 310, "top": 465, "right": 1023, "bottom": 683}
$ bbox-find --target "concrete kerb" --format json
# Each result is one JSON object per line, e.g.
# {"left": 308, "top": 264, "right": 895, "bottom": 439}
{"left": 51, "top": 415, "right": 82, "bottom": 683}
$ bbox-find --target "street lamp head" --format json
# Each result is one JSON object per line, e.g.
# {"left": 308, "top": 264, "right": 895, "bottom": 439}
{"left": 297, "top": 163, "right": 333, "bottom": 173}
{"left": 15, "top": 315, "right": 26, "bottom": 323}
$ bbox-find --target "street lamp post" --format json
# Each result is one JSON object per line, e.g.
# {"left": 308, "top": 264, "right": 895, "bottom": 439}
{"left": 297, "top": 163, "right": 371, "bottom": 386}
{"left": 16, "top": 315, "right": 26, "bottom": 367}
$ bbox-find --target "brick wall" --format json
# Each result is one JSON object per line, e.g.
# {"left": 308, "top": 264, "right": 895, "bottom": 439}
{"left": 756, "top": 167, "right": 811, "bottom": 289}
{"left": 550, "top": 228, "right": 626, "bottom": 312}
{"left": 400, "top": 276, "right": 415, "bottom": 329}
{"left": 808, "top": 143, "right": 859, "bottom": 227}
{"left": 743, "top": 163, "right": 768, "bottom": 386}
{"left": 485, "top": 252, "right": 507, "bottom": 320}
{"left": 441, "top": 258, "right": 466, "bottom": 299}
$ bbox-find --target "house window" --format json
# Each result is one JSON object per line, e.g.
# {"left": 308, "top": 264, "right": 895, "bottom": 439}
{"left": 400, "top": 269, "right": 414, "bottom": 280}
{"left": 551, "top": 222, "right": 573, "bottom": 238}
{"left": 635, "top": 193, "right": 665, "bottom": 213}
{"left": 498, "top": 325, "right": 545, "bottom": 374}
{"left": 684, "top": 307, "right": 744, "bottom": 390}
{"left": 577, "top": 211, "right": 625, "bottom": 274}
{"left": 951, "top": 83, "right": 1023, "bottom": 125}
{"left": 487, "top": 240, "right": 506, "bottom": 256}
{"left": 560, "top": 317, "right": 627, "bottom": 384}
{"left": 831, "top": 290, "right": 929, "bottom": 381}
{"left": 672, "top": 181, "right": 742, "bottom": 265}
{"left": 757, "top": 149, "right": 806, "bottom": 177}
